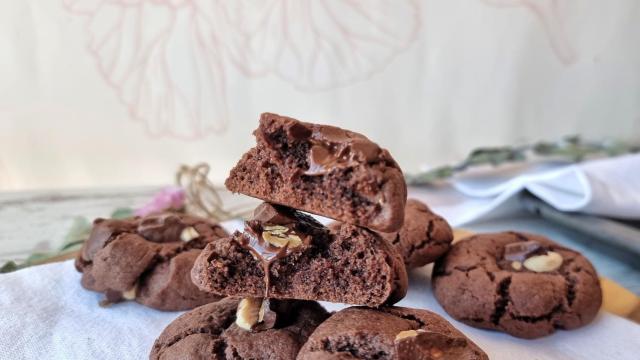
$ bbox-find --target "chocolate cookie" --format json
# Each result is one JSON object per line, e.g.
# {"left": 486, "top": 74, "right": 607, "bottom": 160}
{"left": 75, "top": 213, "right": 228, "bottom": 311}
{"left": 149, "top": 297, "right": 329, "bottom": 360}
{"left": 192, "top": 203, "right": 408, "bottom": 307}
{"left": 376, "top": 199, "right": 452, "bottom": 269}
{"left": 225, "top": 113, "right": 407, "bottom": 233}
{"left": 297, "top": 306, "right": 488, "bottom": 360}
{"left": 432, "top": 232, "right": 602, "bottom": 339}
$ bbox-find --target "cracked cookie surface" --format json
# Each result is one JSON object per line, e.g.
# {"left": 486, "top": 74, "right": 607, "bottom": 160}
{"left": 297, "top": 306, "right": 488, "bottom": 360}
{"left": 149, "top": 298, "right": 329, "bottom": 360}
{"left": 432, "top": 232, "right": 602, "bottom": 338}
{"left": 378, "top": 199, "right": 453, "bottom": 269}
{"left": 75, "top": 213, "right": 228, "bottom": 311}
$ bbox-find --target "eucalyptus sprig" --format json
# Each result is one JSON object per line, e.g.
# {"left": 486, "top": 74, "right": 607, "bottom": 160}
{"left": 0, "top": 208, "right": 133, "bottom": 273}
{"left": 406, "top": 136, "right": 640, "bottom": 186}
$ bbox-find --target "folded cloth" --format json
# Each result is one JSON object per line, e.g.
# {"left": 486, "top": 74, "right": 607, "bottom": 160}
{"left": 1, "top": 241, "right": 640, "bottom": 359}
{"left": 411, "top": 154, "right": 640, "bottom": 227}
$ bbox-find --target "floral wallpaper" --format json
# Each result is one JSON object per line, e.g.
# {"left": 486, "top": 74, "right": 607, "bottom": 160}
{"left": 0, "top": 0, "right": 639, "bottom": 190}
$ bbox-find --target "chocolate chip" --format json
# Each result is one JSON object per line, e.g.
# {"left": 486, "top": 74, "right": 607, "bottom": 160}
{"left": 251, "top": 203, "right": 295, "bottom": 225}
{"left": 504, "top": 241, "right": 542, "bottom": 262}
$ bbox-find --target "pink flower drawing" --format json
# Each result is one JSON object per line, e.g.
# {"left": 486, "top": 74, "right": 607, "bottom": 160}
{"left": 482, "top": 0, "right": 577, "bottom": 65}
{"left": 64, "top": 0, "right": 420, "bottom": 139}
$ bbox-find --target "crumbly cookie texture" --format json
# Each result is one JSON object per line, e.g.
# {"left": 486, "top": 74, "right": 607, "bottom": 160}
{"left": 75, "top": 213, "right": 228, "bottom": 311}
{"left": 149, "top": 298, "right": 329, "bottom": 360}
{"left": 298, "top": 306, "right": 488, "bottom": 360}
{"left": 225, "top": 112, "right": 407, "bottom": 233}
{"left": 432, "top": 231, "right": 602, "bottom": 339}
{"left": 191, "top": 203, "right": 408, "bottom": 307}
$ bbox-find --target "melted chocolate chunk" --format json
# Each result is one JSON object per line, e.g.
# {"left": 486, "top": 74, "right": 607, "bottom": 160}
{"left": 238, "top": 203, "right": 325, "bottom": 296}
{"left": 304, "top": 126, "right": 382, "bottom": 176}
{"left": 251, "top": 202, "right": 298, "bottom": 225}
{"left": 504, "top": 240, "right": 544, "bottom": 262}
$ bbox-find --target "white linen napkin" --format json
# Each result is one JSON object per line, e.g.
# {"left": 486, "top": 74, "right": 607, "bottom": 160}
{"left": 410, "top": 154, "right": 640, "bottom": 227}
{"left": 1, "top": 260, "right": 639, "bottom": 360}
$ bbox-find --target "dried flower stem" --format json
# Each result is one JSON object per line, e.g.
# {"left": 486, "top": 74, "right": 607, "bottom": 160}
{"left": 176, "top": 163, "right": 254, "bottom": 221}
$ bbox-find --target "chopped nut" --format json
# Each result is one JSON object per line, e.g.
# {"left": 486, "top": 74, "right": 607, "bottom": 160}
{"left": 395, "top": 329, "right": 425, "bottom": 341}
{"left": 180, "top": 226, "right": 200, "bottom": 242}
{"left": 523, "top": 251, "right": 563, "bottom": 272}
{"left": 236, "top": 298, "right": 263, "bottom": 331}
{"left": 511, "top": 261, "right": 522, "bottom": 271}
{"left": 122, "top": 286, "right": 137, "bottom": 301}
{"left": 256, "top": 299, "right": 277, "bottom": 330}
{"left": 263, "top": 225, "right": 288, "bottom": 234}
{"left": 430, "top": 347, "right": 444, "bottom": 358}
{"left": 258, "top": 299, "right": 268, "bottom": 322}
{"left": 262, "top": 226, "right": 303, "bottom": 248}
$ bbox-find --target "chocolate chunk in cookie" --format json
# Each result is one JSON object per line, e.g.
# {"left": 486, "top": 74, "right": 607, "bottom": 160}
{"left": 432, "top": 232, "right": 602, "bottom": 339}
{"left": 376, "top": 199, "right": 453, "bottom": 269}
{"left": 297, "top": 306, "right": 488, "bottom": 360}
{"left": 191, "top": 203, "right": 408, "bottom": 307}
{"left": 75, "top": 213, "right": 228, "bottom": 311}
{"left": 225, "top": 113, "right": 407, "bottom": 232}
{"left": 149, "top": 298, "right": 329, "bottom": 360}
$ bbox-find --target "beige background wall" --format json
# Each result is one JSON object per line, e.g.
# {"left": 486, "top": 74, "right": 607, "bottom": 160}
{"left": 1, "top": 0, "right": 639, "bottom": 190}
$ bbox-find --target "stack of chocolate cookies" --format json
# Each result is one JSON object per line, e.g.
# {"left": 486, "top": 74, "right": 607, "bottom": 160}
{"left": 75, "top": 112, "right": 603, "bottom": 358}
{"left": 150, "top": 113, "right": 486, "bottom": 359}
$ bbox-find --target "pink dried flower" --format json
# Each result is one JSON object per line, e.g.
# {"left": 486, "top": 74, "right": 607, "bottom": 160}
{"left": 134, "top": 186, "right": 186, "bottom": 217}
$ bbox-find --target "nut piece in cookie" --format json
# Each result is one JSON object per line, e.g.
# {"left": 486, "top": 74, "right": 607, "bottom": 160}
{"left": 191, "top": 202, "right": 408, "bottom": 307}
{"left": 236, "top": 298, "right": 277, "bottom": 331}
{"left": 225, "top": 112, "right": 407, "bottom": 232}
{"left": 150, "top": 298, "right": 329, "bottom": 360}
{"left": 297, "top": 306, "right": 488, "bottom": 360}
{"left": 75, "top": 213, "right": 228, "bottom": 311}
{"left": 432, "top": 231, "right": 603, "bottom": 339}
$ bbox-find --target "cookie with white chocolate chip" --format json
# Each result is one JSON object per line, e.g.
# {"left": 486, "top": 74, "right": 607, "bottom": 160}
{"left": 191, "top": 202, "right": 408, "bottom": 307}
{"left": 432, "top": 232, "right": 602, "bottom": 339}
{"left": 149, "top": 297, "right": 329, "bottom": 360}
{"left": 75, "top": 213, "right": 228, "bottom": 311}
{"left": 297, "top": 306, "right": 488, "bottom": 360}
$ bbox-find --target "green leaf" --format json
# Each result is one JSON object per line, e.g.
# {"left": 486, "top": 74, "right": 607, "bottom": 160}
{"left": 0, "top": 261, "right": 19, "bottom": 273}
{"left": 111, "top": 207, "right": 134, "bottom": 219}
{"left": 60, "top": 216, "right": 92, "bottom": 251}
{"left": 407, "top": 136, "right": 639, "bottom": 185}
{"left": 59, "top": 239, "right": 86, "bottom": 252}
{"left": 25, "top": 253, "right": 50, "bottom": 263}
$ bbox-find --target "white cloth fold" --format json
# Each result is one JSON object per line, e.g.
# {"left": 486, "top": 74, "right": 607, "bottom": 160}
{"left": 412, "top": 154, "right": 640, "bottom": 227}
{"left": 1, "top": 260, "right": 639, "bottom": 360}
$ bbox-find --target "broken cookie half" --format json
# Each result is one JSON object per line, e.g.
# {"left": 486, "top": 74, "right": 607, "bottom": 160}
{"left": 225, "top": 113, "right": 407, "bottom": 233}
{"left": 191, "top": 202, "right": 408, "bottom": 307}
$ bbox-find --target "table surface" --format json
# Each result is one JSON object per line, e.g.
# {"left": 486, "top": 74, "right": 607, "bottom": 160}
{"left": 1, "top": 187, "right": 639, "bottom": 296}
